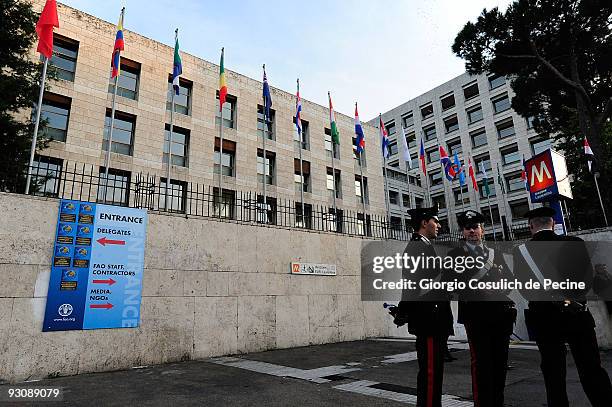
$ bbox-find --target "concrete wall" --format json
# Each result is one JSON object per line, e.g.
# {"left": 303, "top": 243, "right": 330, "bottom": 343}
{"left": 0, "top": 193, "right": 392, "bottom": 383}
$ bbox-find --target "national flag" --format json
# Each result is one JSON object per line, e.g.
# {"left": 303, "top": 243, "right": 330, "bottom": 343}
{"left": 110, "top": 8, "right": 125, "bottom": 79}
{"left": 262, "top": 67, "right": 272, "bottom": 119}
{"left": 453, "top": 152, "right": 465, "bottom": 186}
{"left": 481, "top": 162, "right": 491, "bottom": 197}
{"left": 171, "top": 33, "right": 182, "bottom": 95}
{"left": 419, "top": 138, "right": 427, "bottom": 176}
{"left": 354, "top": 103, "right": 365, "bottom": 154}
{"left": 295, "top": 80, "right": 302, "bottom": 136}
{"left": 497, "top": 162, "right": 507, "bottom": 194}
{"left": 468, "top": 158, "right": 478, "bottom": 191}
{"left": 400, "top": 126, "right": 412, "bottom": 168}
{"left": 584, "top": 137, "right": 594, "bottom": 172}
{"left": 439, "top": 146, "right": 454, "bottom": 181}
{"left": 218, "top": 48, "right": 227, "bottom": 112}
{"left": 380, "top": 115, "right": 390, "bottom": 159}
{"left": 36, "top": 0, "right": 59, "bottom": 59}
{"left": 328, "top": 92, "right": 340, "bottom": 145}
{"left": 521, "top": 155, "right": 529, "bottom": 190}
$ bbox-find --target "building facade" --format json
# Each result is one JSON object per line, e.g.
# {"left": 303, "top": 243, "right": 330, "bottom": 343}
{"left": 373, "top": 72, "right": 552, "bottom": 237}
{"left": 26, "top": 1, "right": 387, "bottom": 233}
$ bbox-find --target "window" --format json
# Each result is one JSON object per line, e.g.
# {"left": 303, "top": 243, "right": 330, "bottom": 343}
{"left": 427, "top": 148, "right": 439, "bottom": 163}
{"left": 510, "top": 200, "right": 529, "bottom": 220}
{"left": 440, "top": 93, "right": 455, "bottom": 111}
{"left": 355, "top": 175, "right": 369, "bottom": 204}
{"left": 409, "top": 175, "right": 422, "bottom": 187}
{"left": 97, "top": 167, "right": 130, "bottom": 206}
{"left": 167, "top": 77, "right": 192, "bottom": 115}
{"left": 402, "top": 112, "right": 414, "bottom": 127}
{"left": 463, "top": 82, "right": 479, "bottom": 100}
{"left": 447, "top": 138, "right": 462, "bottom": 156}
{"left": 256, "top": 195, "right": 277, "bottom": 225}
{"left": 478, "top": 179, "right": 496, "bottom": 198}
{"left": 31, "top": 156, "right": 62, "bottom": 197}
{"left": 325, "top": 208, "right": 343, "bottom": 233}
{"left": 501, "top": 145, "right": 521, "bottom": 166}
{"left": 215, "top": 92, "right": 236, "bottom": 129}
{"left": 326, "top": 168, "right": 341, "bottom": 199}
{"left": 531, "top": 137, "right": 552, "bottom": 155}
{"left": 466, "top": 104, "right": 483, "bottom": 124}
{"left": 159, "top": 178, "right": 187, "bottom": 213}
{"left": 443, "top": 115, "right": 459, "bottom": 134}
{"left": 496, "top": 118, "right": 515, "bottom": 139}
{"left": 103, "top": 110, "right": 135, "bottom": 156}
{"left": 257, "top": 149, "right": 276, "bottom": 185}
{"left": 389, "top": 190, "right": 399, "bottom": 206}
{"left": 390, "top": 216, "right": 403, "bottom": 231}
{"left": 39, "top": 93, "right": 71, "bottom": 142}
{"left": 492, "top": 93, "right": 511, "bottom": 113}
{"left": 430, "top": 171, "right": 443, "bottom": 186}
{"left": 415, "top": 197, "right": 424, "bottom": 208}
{"left": 108, "top": 58, "right": 140, "bottom": 100}
{"left": 295, "top": 203, "right": 313, "bottom": 229}
{"left": 488, "top": 74, "right": 505, "bottom": 90}
{"left": 388, "top": 160, "right": 399, "bottom": 168}
{"left": 420, "top": 104, "right": 434, "bottom": 120}
{"left": 293, "top": 117, "right": 310, "bottom": 150}
{"left": 481, "top": 205, "right": 500, "bottom": 225}
{"left": 352, "top": 136, "right": 367, "bottom": 166}
{"left": 474, "top": 155, "right": 491, "bottom": 174}
{"left": 163, "top": 125, "right": 189, "bottom": 167}
{"left": 506, "top": 173, "right": 525, "bottom": 192}
{"left": 356, "top": 213, "right": 371, "bottom": 236}
{"left": 402, "top": 193, "right": 411, "bottom": 208}
{"left": 325, "top": 128, "right": 340, "bottom": 159}
{"left": 407, "top": 133, "right": 418, "bottom": 168}
{"left": 214, "top": 138, "right": 236, "bottom": 177}
{"left": 257, "top": 105, "right": 275, "bottom": 141}
{"left": 388, "top": 141, "right": 398, "bottom": 156}
{"left": 470, "top": 128, "right": 487, "bottom": 148}
{"left": 294, "top": 159, "right": 311, "bottom": 193}
{"left": 212, "top": 188, "right": 235, "bottom": 219}
{"left": 432, "top": 194, "right": 446, "bottom": 209}
{"left": 423, "top": 124, "right": 437, "bottom": 141}
{"left": 526, "top": 116, "right": 536, "bottom": 129}
{"left": 454, "top": 186, "right": 469, "bottom": 205}
{"left": 48, "top": 35, "right": 78, "bottom": 81}
{"left": 385, "top": 121, "right": 396, "bottom": 137}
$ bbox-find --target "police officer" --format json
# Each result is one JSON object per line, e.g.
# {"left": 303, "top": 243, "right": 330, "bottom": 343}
{"left": 448, "top": 210, "right": 515, "bottom": 407}
{"left": 396, "top": 207, "right": 454, "bottom": 407}
{"left": 513, "top": 207, "right": 612, "bottom": 407}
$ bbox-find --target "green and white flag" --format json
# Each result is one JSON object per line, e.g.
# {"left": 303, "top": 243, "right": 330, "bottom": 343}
{"left": 328, "top": 92, "right": 340, "bottom": 145}
{"left": 481, "top": 162, "right": 490, "bottom": 197}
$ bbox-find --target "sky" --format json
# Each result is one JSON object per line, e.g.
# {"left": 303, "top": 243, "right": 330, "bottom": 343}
{"left": 60, "top": 0, "right": 513, "bottom": 121}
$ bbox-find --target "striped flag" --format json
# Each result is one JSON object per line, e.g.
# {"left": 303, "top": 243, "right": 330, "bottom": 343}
{"left": 295, "top": 80, "right": 302, "bottom": 136}
{"left": 262, "top": 67, "right": 272, "bottom": 119}
{"left": 328, "top": 92, "right": 340, "bottom": 145}
{"left": 468, "top": 158, "right": 478, "bottom": 191}
{"left": 110, "top": 8, "right": 125, "bottom": 79}
{"left": 584, "top": 137, "right": 594, "bottom": 172}
{"left": 400, "top": 126, "right": 412, "bottom": 168}
{"left": 35, "top": 0, "right": 59, "bottom": 59}
{"left": 218, "top": 48, "right": 227, "bottom": 112}
{"left": 454, "top": 152, "right": 465, "bottom": 186}
{"left": 439, "top": 145, "right": 454, "bottom": 181}
{"left": 380, "top": 115, "right": 390, "bottom": 159}
{"left": 354, "top": 103, "right": 365, "bottom": 154}
{"left": 171, "top": 32, "right": 182, "bottom": 95}
{"left": 419, "top": 138, "right": 427, "bottom": 176}
{"left": 521, "top": 155, "right": 529, "bottom": 190}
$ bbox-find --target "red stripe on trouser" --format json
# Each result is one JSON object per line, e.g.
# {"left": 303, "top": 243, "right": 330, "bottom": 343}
{"left": 427, "top": 336, "right": 434, "bottom": 407}
{"left": 467, "top": 329, "right": 480, "bottom": 407}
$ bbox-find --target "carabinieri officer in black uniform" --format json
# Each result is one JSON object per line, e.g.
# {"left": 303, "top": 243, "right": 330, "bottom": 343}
{"left": 513, "top": 206, "right": 612, "bottom": 407}
{"left": 396, "top": 207, "right": 454, "bottom": 407}
{"left": 447, "top": 210, "right": 516, "bottom": 407}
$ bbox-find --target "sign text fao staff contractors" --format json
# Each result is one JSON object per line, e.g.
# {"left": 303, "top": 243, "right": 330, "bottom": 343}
{"left": 43, "top": 200, "right": 147, "bottom": 331}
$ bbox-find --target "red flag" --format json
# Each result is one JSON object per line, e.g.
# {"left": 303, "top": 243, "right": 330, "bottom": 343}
{"left": 36, "top": 0, "right": 59, "bottom": 59}
{"left": 468, "top": 158, "right": 478, "bottom": 191}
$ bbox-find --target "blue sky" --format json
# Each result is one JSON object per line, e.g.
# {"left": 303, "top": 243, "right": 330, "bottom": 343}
{"left": 60, "top": 0, "right": 512, "bottom": 121}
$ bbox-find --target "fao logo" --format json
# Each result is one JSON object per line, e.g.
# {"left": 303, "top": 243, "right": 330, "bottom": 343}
{"left": 58, "top": 304, "right": 73, "bottom": 317}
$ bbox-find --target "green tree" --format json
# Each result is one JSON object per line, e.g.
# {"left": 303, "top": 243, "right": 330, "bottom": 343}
{"left": 452, "top": 0, "right": 612, "bottom": 228}
{"left": 0, "top": 0, "right": 49, "bottom": 192}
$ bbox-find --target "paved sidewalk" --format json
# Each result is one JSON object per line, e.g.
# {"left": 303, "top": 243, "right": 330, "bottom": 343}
{"left": 1, "top": 339, "right": 610, "bottom": 406}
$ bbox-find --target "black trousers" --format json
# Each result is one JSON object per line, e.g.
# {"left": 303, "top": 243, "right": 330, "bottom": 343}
{"left": 537, "top": 327, "right": 612, "bottom": 407}
{"left": 465, "top": 323, "right": 510, "bottom": 407}
{"left": 415, "top": 335, "right": 446, "bottom": 407}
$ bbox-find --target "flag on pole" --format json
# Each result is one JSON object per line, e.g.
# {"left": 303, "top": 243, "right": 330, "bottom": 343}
{"left": 468, "top": 157, "right": 478, "bottom": 191}
{"left": 218, "top": 48, "right": 227, "bottom": 112}
{"left": 36, "top": 0, "right": 59, "bottom": 59}
{"left": 295, "top": 80, "right": 302, "bottom": 136}
{"left": 262, "top": 67, "right": 272, "bottom": 119}
{"left": 110, "top": 8, "right": 125, "bottom": 79}
{"left": 328, "top": 92, "right": 340, "bottom": 145}
{"left": 419, "top": 138, "right": 427, "bottom": 176}
{"left": 171, "top": 32, "right": 182, "bottom": 95}
{"left": 380, "top": 116, "right": 390, "bottom": 159}
{"left": 400, "top": 127, "right": 412, "bottom": 168}
{"left": 354, "top": 103, "right": 365, "bottom": 154}
{"left": 439, "top": 146, "right": 454, "bottom": 181}
{"left": 481, "top": 162, "right": 491, "bottom": 197}
{"left": 453, "top": 152, "right": 466, "bottom": 186}
{"left": 521, "top": 155, "right": 529, "bottom": 190}
{"left": 497, "top": 162, "right": 507, "bottom": 194}
{"left": 584, "top": 137, "right": 594, "bottom": 172}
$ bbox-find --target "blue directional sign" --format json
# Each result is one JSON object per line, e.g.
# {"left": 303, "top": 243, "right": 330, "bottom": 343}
{"left": 43, "top": 200, "right": 147, "bottom": 331}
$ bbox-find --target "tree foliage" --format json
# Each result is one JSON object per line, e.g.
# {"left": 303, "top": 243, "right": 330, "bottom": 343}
{"left": 453, "top": 0, "right": 612, "bottom": 228}
{"left": 0, "top": 0, "right": 48, "bottom": 192}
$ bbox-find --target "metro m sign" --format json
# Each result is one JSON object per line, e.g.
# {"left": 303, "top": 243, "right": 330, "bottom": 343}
{"left": 525, "top": 149, "right": 572, "bottom": 203}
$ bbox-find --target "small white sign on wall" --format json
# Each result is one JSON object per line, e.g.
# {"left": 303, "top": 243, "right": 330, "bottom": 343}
{"left": 290, "top": 262, "right": 336, "bottom": 276}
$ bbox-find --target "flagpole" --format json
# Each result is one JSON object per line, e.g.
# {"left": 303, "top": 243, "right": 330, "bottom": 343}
{"left": 356, "top": 103, "right": 366, "bottom": 215}
{"left": 297, "top": 79, "right": 305, "bottom": 227}
{"left": 593, "top": 171, "right": 609, "bottom": 227}
{"left": 380, "top": 115, "right": 391, "bottom": 233}
{"left": 328, "top": 92, "right": 337, "bottom": 229}
{"left": 104, "top": 71, "right": 120, "bottom": 202}
{"left": 419, "top": 130, "right": 431, "bottom": 207}
{"left": 165, "top": 28, "right": 178, "bottom": 212}
{"left": 261, "top": 65, "right": 268, "bottom": 221}
{"left": 495, "top": 163, "right": 507, "bottom": 240}
{"left": 25, "top": 57, "right": 49, "bottom": 195}
{"left": 487, "top": 195, "right": 497, "bottom": 241}
{"left": 218, "top": 47, "right": 224, "bottom": 218}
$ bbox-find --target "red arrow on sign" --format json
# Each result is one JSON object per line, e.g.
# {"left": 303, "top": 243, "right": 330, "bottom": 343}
{"left": 92, "top": 278, "right": 116, "bottom": 286}
{"left": 89, "top": 303, "right": 113, "bottom": 309}
{"left": 97, "top": 237, "right": 125, "bottom": 246}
